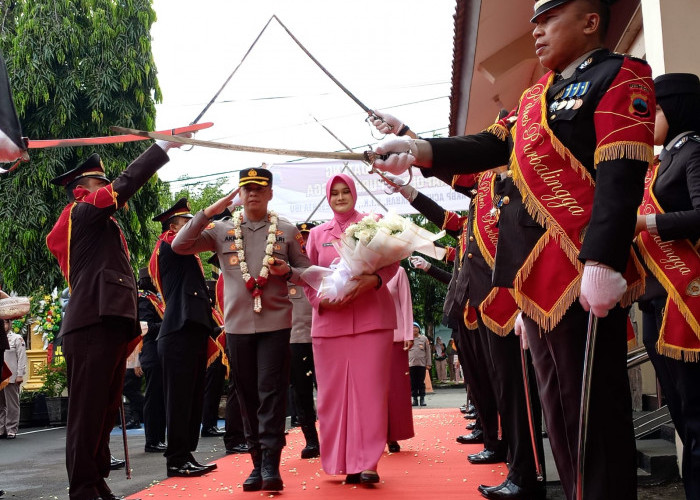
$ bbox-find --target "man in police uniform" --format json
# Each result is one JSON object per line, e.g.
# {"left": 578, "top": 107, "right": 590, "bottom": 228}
{"left": 375, "top": 1, "right": 654, "bottom": 498}
{"left": 46, "top": 139, "right": 181, "bottom": 500}
{"left": 149, "top": 198, "right": 218, "bottom": 478}
{"left": 288, "top": 222, "right": 319, "bottom": 459}
{"left": 172, "top": 168, "right": 311, "bottom": 492}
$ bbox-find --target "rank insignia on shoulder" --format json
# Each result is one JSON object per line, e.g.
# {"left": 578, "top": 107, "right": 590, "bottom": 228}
{"left": 206, "top": 222, "right": 216, "bottom": 229}
{"left": 674, "top": 136, "right": 690, "bottom": 149}
{"left": 578, "top": 57, "right": 593, "bottom": 71}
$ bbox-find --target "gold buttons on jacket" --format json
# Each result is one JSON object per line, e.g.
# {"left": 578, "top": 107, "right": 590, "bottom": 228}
{"left": 469, "top": 236, "right": 474, "bottom": 242}
{"left": 502, "top": 196, "right": 510, "bottom": 205}
{"left": 467, "top": 253, "right": 473, "bottom": 259}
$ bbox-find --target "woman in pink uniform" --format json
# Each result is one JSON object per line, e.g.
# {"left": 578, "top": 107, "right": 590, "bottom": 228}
{"left": 304, "top": 174, "right": 398, "bottom": 485}
{"left": 385, "top": 266, "right": 415, "bottom": 453}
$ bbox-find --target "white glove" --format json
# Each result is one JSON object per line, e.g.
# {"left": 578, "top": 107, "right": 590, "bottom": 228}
{"left": 382, "top": 172, "right": 417, "bottom": 201}
{"left": 579, "top": 261, "right": 627, "bottom": 318}
{"left": 409, "top": 256, "right": 431, "bottom": 271}
{"left": 514, "top": 312, "right": 528, "bottom": 350}
{"left": 155, "top": 132, "right": 192, "bottom": 152}
{"left": 374, "top": 136, "right": 417, "bottom": 175}
{"left": 139, "top": 321, "right": 148, "bottom": 335}
{"left": 371, "top": 110, "right": 404, "bottom": 135}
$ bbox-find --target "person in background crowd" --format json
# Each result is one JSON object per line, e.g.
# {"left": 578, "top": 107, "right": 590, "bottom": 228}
{"left": 385, "top": 265, "right": 415, "bottom": 453}
{"left": 433, "top": 337, "right": 448, "bottom": 383}
{"left": 635, "top": 72, "right": 700, "bottom": 500}
{"left": 408, "top": 322, "right": 431, "bottom": 407}
{"left": 288, "top": 222, "right": 320, "bottom": 459}
{"left": 1, "top": 318, "right": 26, "bottom": 439}
{"left": 137, "top": 269, "right": 167, "bottom": 454}
{"left": 303, "top": 173, "right": 399, "bottom": 485}
{"left": 172, "top": 168, "right": 310, "bottom": 492}
{"left": 46, "top": 136, "right": 184, "bottom": 500}
{"left": 150, "top": 198, "right": 218, "bottom": 479}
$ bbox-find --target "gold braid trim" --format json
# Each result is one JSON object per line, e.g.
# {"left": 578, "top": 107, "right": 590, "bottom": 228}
{"left": 637, "top": 236, "right": 700, "bottom": 339}
{"left": 474, "top": 224, "right": 495, "bottom": 270}
{"left": 484, "top": 123, "right": 509, "bottom": 142}
{"left": 594, "top": 141, "right": 654, "bottom": 165}
{"left": 206, "top": 343, "right": 222, "bottom": 369}
{"left": 479, "top": 288, "right": 518, "bottom": 337}
{"left": 620, "top": 250, "right": 646, "bottom": 307}
{"left": 513, "top": 229, "right": 583, "bottom": 332}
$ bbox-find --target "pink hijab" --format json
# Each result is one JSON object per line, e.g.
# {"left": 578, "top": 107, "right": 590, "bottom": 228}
{"left": 326, "top": 173, "right": 360, "bottom": 230}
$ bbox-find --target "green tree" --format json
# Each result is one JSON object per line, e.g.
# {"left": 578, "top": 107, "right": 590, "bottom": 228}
{"left": 0, "top": 0, "right": 163, "bottom": 293}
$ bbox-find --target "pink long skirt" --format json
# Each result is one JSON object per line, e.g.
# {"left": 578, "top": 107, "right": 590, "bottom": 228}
{"left": 387, "top": 341, "right": 415, "bottom": 442}
{"left": 313, "top": 329, "right": 393, "bottom": 475}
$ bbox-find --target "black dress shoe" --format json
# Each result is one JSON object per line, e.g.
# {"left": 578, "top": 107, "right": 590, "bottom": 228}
{"left": 166, "top": 462, "right": 210, "bottom": 477}
{"left": 468, "top": 449, "right": 506, "bottom": 465}
{"left": 345, "top": 473, "right": 361, "bottom": 484}
{"left": 459, "top": 405, "right": 468, "bottom": 414}
{"left": 144, "top": 442, "right": 167, "bottom": 453}
{"left": 190, "top": 458, "right": 217, "bottom": 472}
{"left": 201, "top": 426, "right": 225, "bottom": 437}
{"left": 124, "top": 420, "right": 141, "bottom": 430}
{"left": 225, "top": 443, "right": 250, "bottom": 454}
{"left": 464, "top": 411, "right": 478, "bottom": 419}
{"left": 456, "top": 430, "right": 483, "bottom": 444}
{"left": 466, "top": 422, "right": 476, "bottom": 430}
{"left": 300, "top": 443, "right": 320, "bottom": 459}
{"left": 387, "top": 441, "right": 400, "bottom": 453}
{"left": 109, "top": 456, "right": 126, "bottom": 470}
{"left": 481, "top": 479, "right": 545, "bottom": 499}
{"left": 360, "top": 470, "right": 380, "bottom": 484}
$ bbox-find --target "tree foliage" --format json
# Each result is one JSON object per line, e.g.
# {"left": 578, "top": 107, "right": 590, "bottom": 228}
{"left": 0, "top": 0, "right": 163, "bottom": 293}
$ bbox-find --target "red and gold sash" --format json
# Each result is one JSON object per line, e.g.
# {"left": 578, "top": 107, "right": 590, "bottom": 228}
{"left": 511, "top": 70, "right": 647, "bottom": 331}
{"left": 637, "top": 164, "right": 700, "bottom": 361}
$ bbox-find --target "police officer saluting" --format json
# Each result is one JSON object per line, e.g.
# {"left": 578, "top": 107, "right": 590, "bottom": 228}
{"left": 46, "top": 138, "right": 184, "bottom": 500}
{"left": 172, "top": 167, "right": 311, "bottom": 492}
{"left": 149, "top": 198, "right": 218, "bottom": 478}
{"left": 375, "top": 1, "right": 655, "bottom": 498}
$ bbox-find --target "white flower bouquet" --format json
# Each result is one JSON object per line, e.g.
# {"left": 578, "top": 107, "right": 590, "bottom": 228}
{"left": 303, "top": 212, "right": 445, "bottom": 301}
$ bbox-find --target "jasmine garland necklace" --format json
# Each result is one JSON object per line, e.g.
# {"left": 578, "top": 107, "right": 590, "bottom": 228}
{"left": 233, "top": 209, "right": 278, "bottom": 313}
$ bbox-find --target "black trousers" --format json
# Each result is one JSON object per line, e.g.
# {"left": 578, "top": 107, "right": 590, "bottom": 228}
{"left": 142, "top": 363, "right": 166, "bottom": 446}
{"left": 158, "top": 324, "right": 208, "bottom": 467}
{"left": 224, "top": 377, "right": 246, "bottom": 449}
{"left": 62, "top": 321, "right": 129, "bottom": 500}
{"left": 480, "top": 316, "right": 545, "bottom": 488}
{"left": 289, "top": 342, "right": 317, "bottom": 426}
{"left": 122, "top": 368, "right": 144, "bottom": 423}
{"left": 455, "top": 321, "right": 502, "bottom": 452}
{"left": 641, "top": 297, "right": 700, "bottom": 500}
{"left": 409, "top": 366, "right": 426, "bottom": 398}
{"left": 524, "top": 302, "right": 636, "bottom": 500}
{"left": 201, "top": 355, "right": 226, "bottom": 429}
{"left": 227, "top": 329, "right": 291, "bottom": 451}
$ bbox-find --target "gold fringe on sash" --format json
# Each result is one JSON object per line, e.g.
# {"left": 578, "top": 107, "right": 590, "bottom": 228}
{"left": 485, "top": 123, "right": 509, "bottom": 142}
{"left": 594, "top": 141, "right": 654, "bottom": 166}
{"left": 479, "top": 288, "right": 518, "bottom": 336}
{"left": 206, "top": 344, "right": 222, "bottom": 369}
{"left": 474, "top": 228, "right": 495, "bottom": 270}
{"left": 620, "top": 250, "right": 646, "bottom": 307}
{"left": 464, "top": 301, "right": 478, "bottom": 331}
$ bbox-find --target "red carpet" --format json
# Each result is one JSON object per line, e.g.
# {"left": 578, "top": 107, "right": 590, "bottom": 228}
{"left": 131, "top": 408, "right": 508, "bottom": 499}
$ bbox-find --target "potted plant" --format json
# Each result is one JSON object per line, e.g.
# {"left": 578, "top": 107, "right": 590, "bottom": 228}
{"left": 19, "top": 390, "right": 35, "bottom": 428}
{"left": 37, "top": 356, "right": 68, "bottom": 426}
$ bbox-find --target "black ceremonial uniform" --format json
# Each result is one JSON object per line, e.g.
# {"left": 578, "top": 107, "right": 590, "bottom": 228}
{"left": 422, "top": 49, "right": 652, "bottom": 499}
{"left": 151, "top": 225, "right": 216, "bottom": 470}
{"left": 410, "top": 190, "right": 503, "bottom": 456}
{"left": 46, "top": 145, "right": 169, "bottom": 500}
{"left": 138, "top": 288, "right": 166, "bottom": 450}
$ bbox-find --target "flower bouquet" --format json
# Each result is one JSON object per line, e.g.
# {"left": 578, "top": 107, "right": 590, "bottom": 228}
{"left": 303, "top": 212, "right": 445, "bottom": 301}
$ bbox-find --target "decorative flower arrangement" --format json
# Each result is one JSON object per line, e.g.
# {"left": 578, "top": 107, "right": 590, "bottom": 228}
{"left": 34, "top": 288, "right": 62, "bottom": 348}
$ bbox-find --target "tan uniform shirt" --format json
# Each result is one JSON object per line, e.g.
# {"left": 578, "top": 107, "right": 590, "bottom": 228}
{"left": 288, "top": 283, "right": 312, "bottom": 344}
{"left": 172, "top": 210, "right": 311, "bottom": 334}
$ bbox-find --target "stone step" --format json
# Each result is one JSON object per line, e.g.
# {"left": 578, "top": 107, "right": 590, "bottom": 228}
{"left": 636, "top": 438, "right": 679, "bottom": 483}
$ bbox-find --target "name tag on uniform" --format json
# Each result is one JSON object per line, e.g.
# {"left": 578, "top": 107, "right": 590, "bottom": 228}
{"left": 322, "top": 242, "right": 334, "bottom": 247}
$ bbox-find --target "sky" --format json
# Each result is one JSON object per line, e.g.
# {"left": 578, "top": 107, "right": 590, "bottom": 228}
{"left": 150, "top": 0, "right": 459, "bottom": 218}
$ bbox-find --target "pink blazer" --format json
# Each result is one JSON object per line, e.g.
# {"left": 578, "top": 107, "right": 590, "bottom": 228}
{"left": 304, "top": 214, "right": 399, "bottom": 338}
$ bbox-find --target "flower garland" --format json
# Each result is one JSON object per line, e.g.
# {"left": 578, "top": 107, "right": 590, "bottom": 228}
{"left": 233, "top": 209, "right": 278, "bottom": 313}
{"left": 34, "top": 290, "right": 63, "bottom": 348}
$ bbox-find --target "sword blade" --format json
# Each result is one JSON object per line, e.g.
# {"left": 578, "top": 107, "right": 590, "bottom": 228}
{"left": 576, "top": 312, "right": 599, "bottom": 500}
{"left": 109, "top": 126, "right": 377, "bottom": 162}
{"left": 27, "top": 122, "right": 214, "bottom": 149}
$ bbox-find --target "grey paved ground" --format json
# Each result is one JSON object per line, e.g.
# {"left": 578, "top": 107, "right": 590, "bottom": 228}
{"left": 0, "top": 385, "right": 685, "bottom": 499}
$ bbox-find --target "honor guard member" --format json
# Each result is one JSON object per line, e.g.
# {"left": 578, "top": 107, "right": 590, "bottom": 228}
{"left": 288, "top": 222, "right": 320, "bottom": 459}
{"left": 137, "top": 268, "right": 167, "bottom": 453}
{"left": 172, "top": 167, "right": 311, "bottom": 492}
{"left": 635, "top": 73, "right": 700, "bottom": 500}
{"left": 149, "top": 198, "right": 218, "bottom": 478}
{"left": 46, "top": 139, "right": 182, "bottom": 500}
{"left": 374, "top": 1, "right": 655, "bottom": 498}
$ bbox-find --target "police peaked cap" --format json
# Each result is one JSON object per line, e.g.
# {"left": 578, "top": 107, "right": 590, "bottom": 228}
{"left": 152, "top": 197, "right": 193, "bottom": 223}
{"left": 50, "top": 153, "right": 110, "bottom": 187}
{"left": 531, "top": 0, "right": 618, "bottom": 22}
{"left": 295, "top": 222, "right": 317, "bottom": 233}
{"left": 654, "top": 73, "right": 700, "bottom": 99}
{"left": 239, "top": 167, "right": 272, "bottom": 187}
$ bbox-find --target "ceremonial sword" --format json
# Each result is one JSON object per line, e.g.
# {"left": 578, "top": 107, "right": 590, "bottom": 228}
{"left": 519, "top": 341, "right": 544, "bottom": 482}
{"left": 109, "top": 126, "right": 413, "bottom": 187}
{"left": 575, "top": 312, "right": 599, "bottom": 500}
